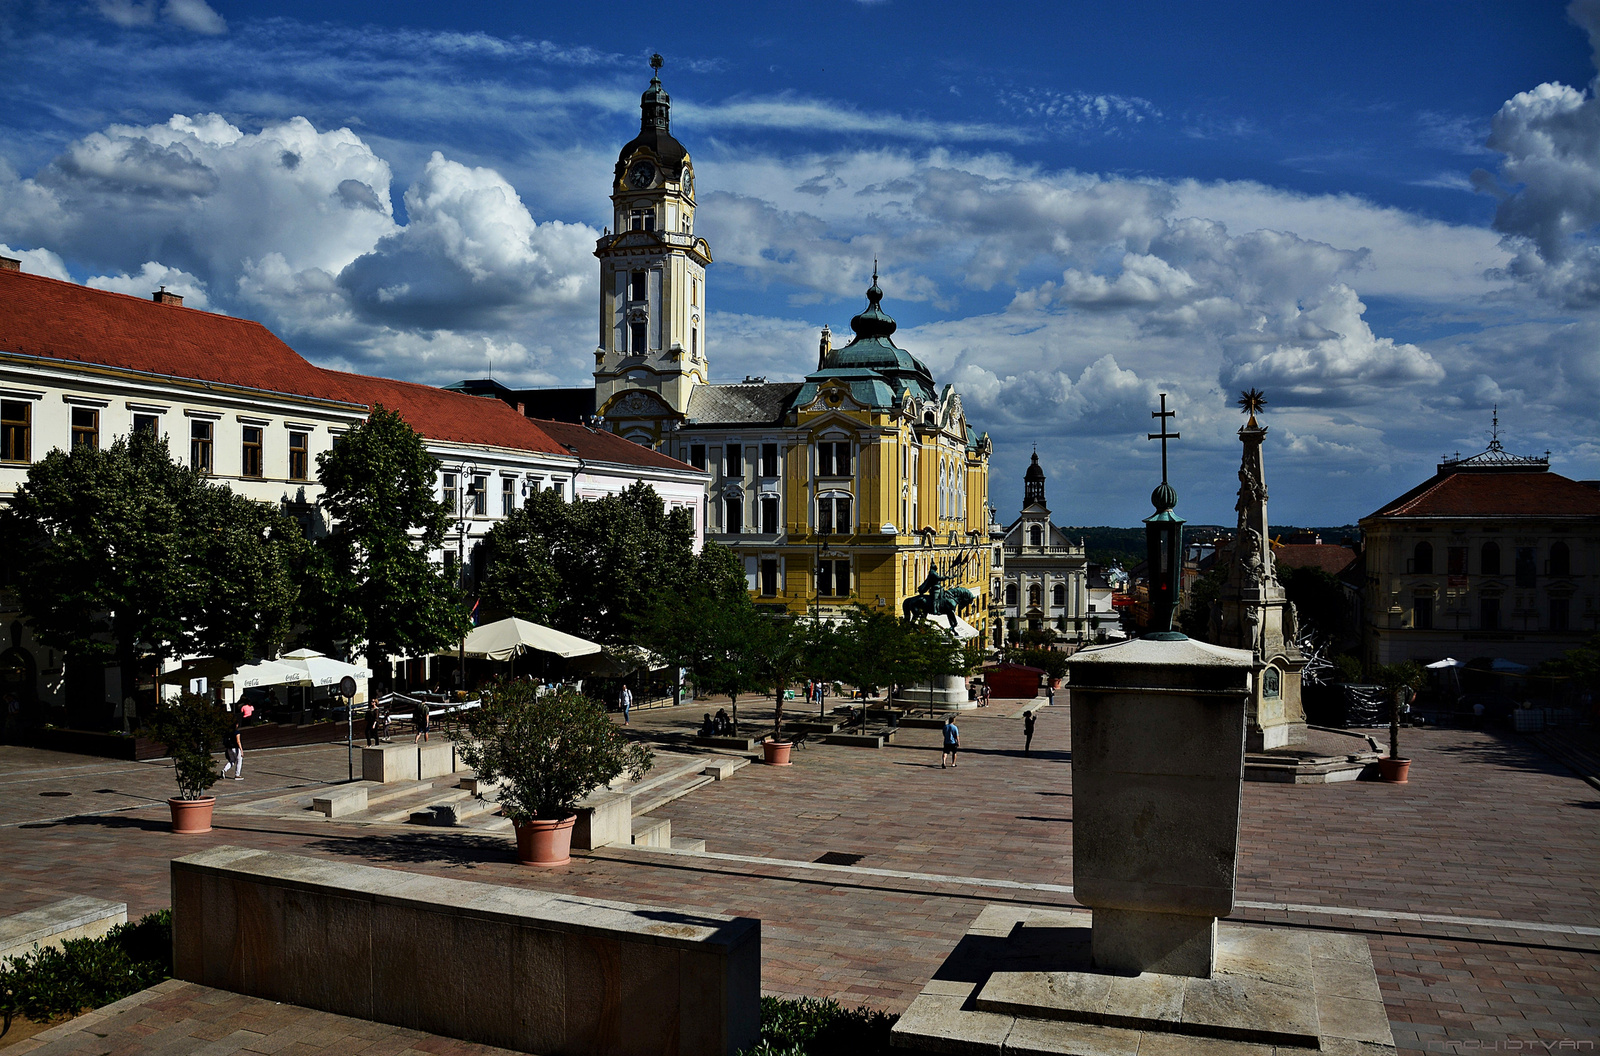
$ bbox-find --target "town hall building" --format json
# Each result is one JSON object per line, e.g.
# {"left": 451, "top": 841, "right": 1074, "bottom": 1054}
{"left": 462, "top": 63, "right": 995, "bottom": 635}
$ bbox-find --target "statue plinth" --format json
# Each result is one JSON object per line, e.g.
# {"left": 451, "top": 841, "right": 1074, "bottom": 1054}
{"left": 890, "top": 631, "right": 1397, "bottom": 1053}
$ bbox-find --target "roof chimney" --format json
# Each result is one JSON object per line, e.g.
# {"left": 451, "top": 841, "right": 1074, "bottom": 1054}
{"left": 152, "top": 286, "right": 183, "bottom": 306}
{"left": 0, "top": 256, "right": 20, "bottom": 272}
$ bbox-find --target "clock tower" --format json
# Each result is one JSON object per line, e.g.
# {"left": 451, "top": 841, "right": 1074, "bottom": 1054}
{"left": 594, "top": 55, "right": 713, "bottom": 442}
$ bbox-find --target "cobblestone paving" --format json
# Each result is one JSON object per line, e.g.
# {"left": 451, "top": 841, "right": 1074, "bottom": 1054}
{"left": 1, "top": 699, "right": 1596, "bottom": 1055}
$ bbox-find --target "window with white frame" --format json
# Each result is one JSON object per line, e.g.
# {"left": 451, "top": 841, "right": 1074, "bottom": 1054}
{"left": 817, "top": 559, "right": 851, "bottom": 597}
{"left": 816, "top": 441, "right": 851, "bottom": 477}
{"left": 816, "top": 494, "right": 852, "bottom": 535}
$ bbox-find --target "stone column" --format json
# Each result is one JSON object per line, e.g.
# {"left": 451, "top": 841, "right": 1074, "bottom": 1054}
{"left": 1066, "top": 635, "right": 1254, "bottom": 978}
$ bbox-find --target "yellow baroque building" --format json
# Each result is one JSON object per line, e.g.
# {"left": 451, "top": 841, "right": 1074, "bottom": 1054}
{"left": 590, "top": 67, "right": 994, "bottom": 632}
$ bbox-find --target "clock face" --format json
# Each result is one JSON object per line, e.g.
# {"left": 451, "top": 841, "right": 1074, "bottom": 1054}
{"left": 683, "top": 168, "right": 694, "bottom": 196}
{"left": 627, "top": 160, "right": 656, "bottom": 189}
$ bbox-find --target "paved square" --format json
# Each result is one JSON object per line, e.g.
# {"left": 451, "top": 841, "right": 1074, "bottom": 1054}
{"left": 1, "top": 697, "right": 1596, "bottom": 1056}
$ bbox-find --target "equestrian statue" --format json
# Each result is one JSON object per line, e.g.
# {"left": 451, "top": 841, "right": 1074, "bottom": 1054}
{"left": 902, "top": 565, "right": 976, "bottom": 630}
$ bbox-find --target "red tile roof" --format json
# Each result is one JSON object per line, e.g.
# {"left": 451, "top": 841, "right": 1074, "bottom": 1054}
{"left": 1271, "top": 543, "right": 1357, "bottom": 576}
{"left": 1366, "top": 469, "right": 1600, "bottom": 520}
{"left": 320, "top": 371, "right": 566, "bottom": 454}
{"left": 531, "top": 418, "right": 699, "bottom": 473}
{"left": 0, "top": 267, "right": 566, "bottom": 455}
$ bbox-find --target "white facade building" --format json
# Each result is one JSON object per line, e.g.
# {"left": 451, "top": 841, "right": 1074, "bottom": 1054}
{"left": 0, "top": 258, "right": 707, "bottom": 719}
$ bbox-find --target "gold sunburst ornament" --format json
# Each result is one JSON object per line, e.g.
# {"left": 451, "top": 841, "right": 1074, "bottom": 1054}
{"left": 1237, "top": 388, "right": 1267, "bottom": 428}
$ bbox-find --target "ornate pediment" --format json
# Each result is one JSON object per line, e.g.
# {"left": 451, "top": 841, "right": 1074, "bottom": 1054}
{"left": 602, "top": 388, "right": 677, "bottom": 419}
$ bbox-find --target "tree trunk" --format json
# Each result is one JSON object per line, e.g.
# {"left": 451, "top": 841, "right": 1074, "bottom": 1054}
{"left": 730, "top": 695, "right": 738, "bottom": 735}
{"left": 1389, "top": 689, "right": 1402, "bottom": 760}
{"left": 773, "top": 683, "right": 785, "bottom": 741}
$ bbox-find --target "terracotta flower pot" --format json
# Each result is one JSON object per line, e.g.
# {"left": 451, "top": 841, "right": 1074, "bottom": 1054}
{"left": 168, "top": 797, "right": 216, "bottom": 834}
{"left": 514, "top": 816, "right": 577, "bottom": 867}
{"left": 762, "top": 740, "right": 793, "bottom": 766}
{"left": 1377, "top": 757, "right": 1411, "bottom": 784}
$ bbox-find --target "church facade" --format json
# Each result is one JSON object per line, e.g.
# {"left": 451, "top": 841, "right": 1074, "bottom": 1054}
{"left": 571, "top": 66, "right": 995, "bottom": 631}
{"left": 997, "top": 452, "right": 1089, "bottom": 647}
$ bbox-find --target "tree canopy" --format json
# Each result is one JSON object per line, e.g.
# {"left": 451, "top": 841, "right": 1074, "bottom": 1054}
{"left": 2, "top": 431, "right": 305, "bottom": 708}
{"left": 480, "top": 482, "right": 704, "bottom": 645}
{"left": 302, "top": 406, "right": 468, "bottom": 672}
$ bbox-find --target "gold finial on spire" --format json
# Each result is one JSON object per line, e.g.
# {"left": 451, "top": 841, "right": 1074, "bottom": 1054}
{"left": 1238, "top": 387, "right": 1267, "bottom": 429}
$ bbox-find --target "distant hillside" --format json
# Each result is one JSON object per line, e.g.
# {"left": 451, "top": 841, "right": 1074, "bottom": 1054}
{"left": 1063, "top": 523, "right": 1361, "bottom": 568}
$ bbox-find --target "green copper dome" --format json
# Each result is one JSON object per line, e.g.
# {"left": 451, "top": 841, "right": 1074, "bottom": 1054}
{"left": 816, "top": 269, "right": 935, "bottom": 402}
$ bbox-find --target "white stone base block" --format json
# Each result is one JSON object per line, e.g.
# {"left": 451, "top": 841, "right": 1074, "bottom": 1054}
{"left": 890, "top": 905, "right": 1396, "bottom": 1055}
{"left": 897, "top": 675, "right": 974, "bottom": 711}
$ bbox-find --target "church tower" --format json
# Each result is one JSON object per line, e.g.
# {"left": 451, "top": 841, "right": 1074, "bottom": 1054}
{"left": 593, "top": 55, "right": 713, "bottom": 441}
{"left": 1023, "top": 450, "right": 1048, "bottom": 510}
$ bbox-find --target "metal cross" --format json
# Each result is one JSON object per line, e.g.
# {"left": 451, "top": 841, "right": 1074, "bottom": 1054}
{"left": 1147, "top": 392, "right": 1179, "bottom": 483}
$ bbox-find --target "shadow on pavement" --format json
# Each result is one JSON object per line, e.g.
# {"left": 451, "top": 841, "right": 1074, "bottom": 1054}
{"left": 304, "top": 831, "right": 513, "bottom": 869}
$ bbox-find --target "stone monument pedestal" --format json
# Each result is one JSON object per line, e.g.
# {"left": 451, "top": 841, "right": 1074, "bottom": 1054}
{"left": 896, "top": 675, "right": 974, "bottom": 711}
{"left": 891, "top": 634, "right": 1395, "bottom": 1054}
{"left": 890, "top": 905, "right": 1397, "bottom": 1054}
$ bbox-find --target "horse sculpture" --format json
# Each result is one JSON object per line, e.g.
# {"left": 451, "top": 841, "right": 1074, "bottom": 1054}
{"left": 903, "top": 586, "right": 977, "bottom": 630}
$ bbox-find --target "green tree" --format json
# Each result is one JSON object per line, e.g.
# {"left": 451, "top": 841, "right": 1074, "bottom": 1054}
{"left": 832, "top": 606, "right": 908, "bottom": 705}
{"left": 480, "top": 482, "right": 700, "bottom": 645}
{"left": 1537, "top": 633, "right": 1600, "bottom": 696}
{"left": 306, "top": 406, "right": 468, "bottom": 675}
{"left": 2, "top": 432, "right": 305, "bottom": 714}
{"left": 636, "top": 542, "right": 753, "bottom": 706}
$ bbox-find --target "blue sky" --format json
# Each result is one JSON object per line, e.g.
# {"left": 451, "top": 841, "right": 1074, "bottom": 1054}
{"left": 1, "top": 0, "right": 1596, "bottom": 526}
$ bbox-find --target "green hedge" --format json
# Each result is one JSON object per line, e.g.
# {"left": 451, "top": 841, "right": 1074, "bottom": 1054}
{"left": 0, "top": 909, "right": 172, "bottom": 1029}
{"left": 741, "top": 996, "right": 898, "bottom": 1056}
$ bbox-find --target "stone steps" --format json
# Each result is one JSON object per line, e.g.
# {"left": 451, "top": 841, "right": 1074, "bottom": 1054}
{"left": 632, "top": 774, "right": 714, "bottom": 817}
{"left": 631, "top": 816, "right": 671, "bottom": 848}
{"left": 1243, "top": 753, "right": 1379, "bottom": 784}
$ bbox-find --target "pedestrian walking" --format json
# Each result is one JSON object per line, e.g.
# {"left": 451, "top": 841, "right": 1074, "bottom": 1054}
{"left": 364, "top": 702, "right": 379, "bottom": 746}
{"left": 620, "top": 683, "right": 632, "bottom": 724}
{"left": 413, "top": 699, "right": 431, "bottom": 743}
{"left": 942, "top": 716, "right": 960, "bottom": 768}
{"left": 1045, "top": 681, "right": 1055, "bottom": 707}
{"left": 221, "top": 719, "right": 244, "bottom": 780}
{"left": 1024, "top": 710, "right": 1036, "bottom": 754}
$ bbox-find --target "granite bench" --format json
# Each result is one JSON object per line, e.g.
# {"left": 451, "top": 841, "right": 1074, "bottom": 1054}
{"left": 171, "top": 846, "right": 759, "bottom": 1056}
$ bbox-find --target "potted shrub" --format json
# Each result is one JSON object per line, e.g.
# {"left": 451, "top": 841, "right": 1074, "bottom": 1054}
{"left": 148, "top": 692, "right": 232, "bottom": 833}
{"left": 1374, "top": 661, "right": 1425, "bottom": 783}
{"left": 458, "top": 682, "right": 651, "bottom": 866}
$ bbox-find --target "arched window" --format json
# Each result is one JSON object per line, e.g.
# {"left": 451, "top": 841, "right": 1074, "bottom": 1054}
{"left": 1053, "top": 584, "right": 1066, "bottom": 607}
{"left": 1413, "top": 541, "right": 1433, "bottom": 574}
{"left": 1028, "top": 584, "right": 1042, "bottom": 607}
{"left": 1550, "top": 540, "right": 1571, "bottom": 577}
{"left": 1029, "top": 525, "right": 1043, "bottom": 547}
{"left": 1481, "top": 541, "right": 1500, "bottom": 576}
{"left": 1005, "top": 583, "right": 1018, "bottom": 606}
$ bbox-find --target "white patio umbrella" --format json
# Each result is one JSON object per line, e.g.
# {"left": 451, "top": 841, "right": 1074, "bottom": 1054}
{"left": 1425, "top": 658, "right": 1465, "bottom": 669}
{"left": 279, "top": 648, "right": 373, "bottom": 687}
{"left": 458, "top": 617, "right": 602, "bottom": 661}
{"left": 222, "top": 659, "right": 306, "bottom": 690}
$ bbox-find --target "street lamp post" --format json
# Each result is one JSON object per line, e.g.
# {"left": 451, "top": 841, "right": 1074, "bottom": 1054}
{"left": 456, "top": 463, "right": 478, "bottom": 695}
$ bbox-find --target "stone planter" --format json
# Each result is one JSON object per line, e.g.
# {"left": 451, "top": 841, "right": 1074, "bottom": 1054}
{"left": 1377, "top": 757, "right": 1411, "bottom": 783}
{"left": 761, "top": 740, "right": 793, "bottom": 766}
{"left": 514, "top": 816, "right": 576, "bottom": 866}
{"left": 168, "top": 797, "right": 216, "bottom": 834}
